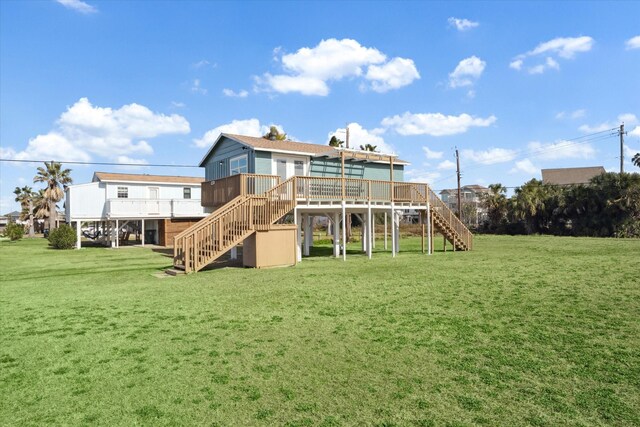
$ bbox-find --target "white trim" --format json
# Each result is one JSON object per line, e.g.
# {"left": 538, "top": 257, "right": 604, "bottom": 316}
{"left": 97, "top": 180, "right": 203, "bottom": 186}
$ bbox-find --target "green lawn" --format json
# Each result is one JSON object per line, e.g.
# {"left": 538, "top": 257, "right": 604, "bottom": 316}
{"left": 1, "top": 235, "right": 639, "bottom": 426}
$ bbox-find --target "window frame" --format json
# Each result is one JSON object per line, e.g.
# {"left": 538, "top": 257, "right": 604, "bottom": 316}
{"left": 229, "top": 154, "right": 248, "bottom": 175}
{"left": 117, "top": 186, "right": 128, "bottom": 199}
{"left": 183, "top": 187, "right": 192, "bottom": 199}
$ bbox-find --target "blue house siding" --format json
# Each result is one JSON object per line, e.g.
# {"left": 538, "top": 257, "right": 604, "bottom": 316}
{"left": 310, "top": 158, "right": 404, "bottom": 181}
{"left": 202, "top": 137, "right": 255, "bottom": 181}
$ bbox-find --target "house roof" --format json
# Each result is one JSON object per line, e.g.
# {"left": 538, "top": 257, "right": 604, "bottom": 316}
{"left": 4, "top": 211, "right": 21, "bottom": 217}
{"left": 541, "top": 166, "right": 605, "bottom": 185}
{"left": 199, "top": 133, "right": 409, "bottom": 166}
{"left": 439, "top": 185, "right": 489, "bottom": 195}
{"left": 92, "top": 172, "right": 205, "bottom": 185}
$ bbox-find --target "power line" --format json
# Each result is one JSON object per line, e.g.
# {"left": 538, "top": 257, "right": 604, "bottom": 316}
{"left": 0, "top": 158, "right": 199, "bottom": 168}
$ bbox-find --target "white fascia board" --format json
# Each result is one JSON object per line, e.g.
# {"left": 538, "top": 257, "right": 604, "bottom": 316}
{"left": 99, "top": 180, "right": 203, "bottom": 186}
{"left": 255, "top": 147, "right": 316, "bottom": 157}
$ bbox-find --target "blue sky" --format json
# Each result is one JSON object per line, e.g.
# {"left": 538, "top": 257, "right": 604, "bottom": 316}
{"left": 1, "top": 0, "right": 639, "bottom": 212}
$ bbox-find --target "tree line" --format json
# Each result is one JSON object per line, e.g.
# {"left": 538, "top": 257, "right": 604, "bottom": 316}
{"left": 480, "top": 171, "right": 640, "bottom": 238}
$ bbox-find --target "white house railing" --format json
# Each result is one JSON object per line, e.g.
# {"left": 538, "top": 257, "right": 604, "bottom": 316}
{"left": 107, "top": 198, "right": 206, "bottom": 218}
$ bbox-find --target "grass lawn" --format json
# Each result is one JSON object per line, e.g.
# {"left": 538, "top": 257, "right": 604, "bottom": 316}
{"left": 1, "top": 235, "right": 639, "bottom": 426}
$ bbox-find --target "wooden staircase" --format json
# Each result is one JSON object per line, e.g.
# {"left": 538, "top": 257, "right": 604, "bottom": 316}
{"left": 173, "top": 178, "right": 296, "bottom": 273}
{"left": 426, "top": 186, "right": 473, "bottom": 251}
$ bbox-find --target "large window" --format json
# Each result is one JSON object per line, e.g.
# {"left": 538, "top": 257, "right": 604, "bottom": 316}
{"left": 183, "top": 187, "right": 191, "bottom": 199}
{"left": 230, "top": 155, "right": 248, "bottom": 175}
{"left": 117, "top": 187, "right": 128, "bottom": 198}
{"left": 294, "top": 160, "right": 304, "bottom": 176}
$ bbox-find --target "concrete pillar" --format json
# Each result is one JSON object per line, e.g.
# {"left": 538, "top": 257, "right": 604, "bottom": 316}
{"left": 333, "top": 212, "right": 340, "bottom": 257}
{"left": 390, "top": 207, "right": 396, "bottom": 257}
{"left": 384, "top": 212, "right": 388, "bottom": 250}
{"left": 367, "top": 206, "right": 372, "bottom": 259}
{"left": 141, "top": 219, "right": 145, "bottom": 246}
{"left": 230, "top": 246, "right": 238, "bottom": 260}
{"left": 372, "top": 213, "right": 376, "bottom": 249}
{"left": 426, "top": 205, "right": 432, "bottom": 255}
{"left": 303, "top": 214, "right": 310, "bottom": 257}
{"left": 394, "top": 211, "right": 400, "bottom": 254}
{"left": 75, "top": 221, "right": 81, "bottom": 250}
{"left": 115, "top": 219, "right": 119, "bottom": 249}
{"left": 295, "top": 209, "right": 302, "bottom": 262}
{"left": 342, "top": 203, "right": 347, "bottom": 261}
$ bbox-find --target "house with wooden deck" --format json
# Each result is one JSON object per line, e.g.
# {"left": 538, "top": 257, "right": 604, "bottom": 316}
{"left": 172, "top": 133, "right": 473, "bottom": 273}
{"left": 65, "top": 172, "right": 208, "bottom": 248}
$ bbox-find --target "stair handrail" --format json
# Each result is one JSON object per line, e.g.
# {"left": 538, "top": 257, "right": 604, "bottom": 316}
{"left": 427, "top": 187, "right": 473, "bottom": 249}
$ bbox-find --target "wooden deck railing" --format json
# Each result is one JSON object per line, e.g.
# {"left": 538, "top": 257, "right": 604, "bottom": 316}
{"left": 201, "top": 174, "right": 280, "bottom": 207}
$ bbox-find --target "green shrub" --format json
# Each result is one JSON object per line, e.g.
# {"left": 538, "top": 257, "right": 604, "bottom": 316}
{"left": 4, "top": 222, "right": 24, "bottom": 241}
{"left": 48, "top": 224, "right": 76, "bottom": 249}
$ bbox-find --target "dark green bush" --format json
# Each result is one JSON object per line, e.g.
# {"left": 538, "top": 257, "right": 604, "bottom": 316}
{"left": 4, "top": 222, "right": 24, "bottom": 241}
{"left": 48, "top": 224, "right": 76, "bottom": 249}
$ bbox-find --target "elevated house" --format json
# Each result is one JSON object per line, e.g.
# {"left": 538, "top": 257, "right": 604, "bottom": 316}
{"left": 65, "top": 172, "right": 207, "bottom": 248}
{"left": 168, "top": 133, "right": 473, "bottom": 272}
{"left": 439, "top": 185, "right": 490, "bottom": 226}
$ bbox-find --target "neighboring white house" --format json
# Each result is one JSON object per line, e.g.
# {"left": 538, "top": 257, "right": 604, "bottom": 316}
{"left": 65, "top": 172, "right": 208, "bottom": 248}
{"left": 439, "top": 185, "right": 490, "bottom": 226}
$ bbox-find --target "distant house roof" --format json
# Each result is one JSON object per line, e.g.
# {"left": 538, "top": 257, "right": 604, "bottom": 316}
{"left": 199, "top": 133, "right": 409, "bottom": 166}
{"left": 439, "top": 185, "right": 489, "bottom": 195}
{"left": 92, "top": 172, "right": 205, "bottom": 185}
{"left": 4, "top": 211, "right": 21, "bottom": 218}
{"left": 541, "top": 166, "right": 605, "bottom": 185}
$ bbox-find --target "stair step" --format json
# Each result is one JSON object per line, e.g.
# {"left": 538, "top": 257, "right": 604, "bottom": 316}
{"left": 165, "top": 268, "right": 186, "bottom": 276}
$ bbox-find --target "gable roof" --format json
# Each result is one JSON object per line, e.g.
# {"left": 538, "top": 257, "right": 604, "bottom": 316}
{"left": 199, "top": 133, "right": 409, "bottom": 166}
{"left": 439, "top": 185, "right": 489, "bottom": 195}
{"left": 92, "top": 172, "right": 205, "bottom": 185}
{"left": 541, "top": 166, "right": 605, "bottom": 186}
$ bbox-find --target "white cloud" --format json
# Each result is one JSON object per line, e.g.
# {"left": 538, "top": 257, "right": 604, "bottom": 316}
{"left": 509, "top": 158, "right": 538, "bottom": 174}
{"left": 556, "top": 109, "right": 586, "bottom": 120}
{"left": 114, "top": 156, "right": 149, "bottom": 171}
{"left": 461, "top": 148, "right": 517, "bottom": 165}
{"left": 1, "top": 98, "right": 189, "bottom": 162}
{"left": 255, "top": 38, "right": 419, "bottom": 96}
{"left": 191, "top": 60, "right": 216, "bottom": 69}
{"left": 193, "top": 119, "right": 288, "bottom": 149}
{"left": 527, "top": 140, "right": 595, "bottom": 160}
{"left": 509, "top": 59, "right": 523, "bottom": 70}
{"left": 194, "top": 119, "right": 263, "bottom": 148}
{"left": 625, "top": 35, "right": 640, "bottom": 50}
{"left": 381, "top": 112, "right": 496, "bottom": 136}
{"left": 171, "top": 101, "right": 186, "bottom": 109}
{"left": 437, "top": 160, "right": 456, "bottom": 170}
{"left": 449, "top": 56, "right": 486, "bottom": 88}
{"left": 222, "top": 88, "right": 249, "bottom": 98}
{"left": 448, "top": 17, "right": 479, "bottom": 31}
{"left": 328, "top": 123, "right": 393, "bottom": 154}
{"left": 511, "top": 36, "right": 594, "bottom": 74}
{"left": 190, "top": 79, "right": 207, "bottom": 95}
{"left": 630, "top": 126, "right": 640, "bottom": 137}
{"left": 623, "top": 144, "right": 640, "bottom": 157}
{"left": 404, "top": 169, "right": 441, "bottom": 184}
{"left": 56, "top": 0, "right": 97, "bottom": 14}
{"left": 422, "top": 147, "right": 443, "bottom": 159}
{"left": 578, "top": 113, "right": 636, "bottom": 133}
{"left": 365, "top": 57, "right": 420, "bottom": 92}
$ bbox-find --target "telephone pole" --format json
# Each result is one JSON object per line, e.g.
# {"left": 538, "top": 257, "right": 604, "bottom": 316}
{"left": 619, "top": 123, "right": 625, "bottom": 173}
{"left": 455, "top": 148, "right": 462, "bottom": 219}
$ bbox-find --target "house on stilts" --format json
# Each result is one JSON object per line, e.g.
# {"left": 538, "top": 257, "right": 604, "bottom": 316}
{"left": 171, "top": 133, "right": 473, "bottom": 272}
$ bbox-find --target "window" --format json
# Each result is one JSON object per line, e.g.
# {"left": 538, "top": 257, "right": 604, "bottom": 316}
{"left": 117, "top": 187, "right": 128, "bottom": 198}
{"left": 183, "top": 187, "right": 191, "bottom": 199}
{"left": 229, "top": 155, "right": 248, "bottom": 175}
{"left": 294, "top": 160, "right": 304, "bottom": 176}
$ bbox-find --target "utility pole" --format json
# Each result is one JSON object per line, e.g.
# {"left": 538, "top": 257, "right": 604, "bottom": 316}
{"left": 619, "top": 123, "right": 625, "bottom": 174}
{"left": 455, "top": 148, "right": 462, "bottom": 219}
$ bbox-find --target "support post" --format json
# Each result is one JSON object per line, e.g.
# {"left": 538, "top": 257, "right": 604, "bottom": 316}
{"left": 76, "top": 221, "right": 81, "bottom": 250}
{"left": 303, "top": 214, "right": 310, "bottom": 257}
{"left": 342, "top": 203, "right": 347, "bottom": 261}
{"left": 384, "top": 212, "right": 388, "bottom": 250}
{"left": 427, "top": 204, "right": 432, "bottom": 255}
{"left": 367, "top": 205, "right": 372, "bottom": 259}
{"left": 394, "top": 210, "right": 400, "bottom": 254}
{"left": 333, "top": 212, "right": 340, "bottom": 257}
{"left": 295, "top": 209, "right": 302, "bottom": 262}
{"left": 421, "top": 211, "right": 425, "bottom": 254}
{"left": 390, "top": 207, "right": 396, "bottom": 257}
{"left": 141, "top": 219, "right": 145, "bottom": 246}
{"left": 115, "top": 219, "right": 119, "bottom": 248}
{"left": 230, "top": 246, "right": 238, "bottom": 260}
{"left": 372, "top": 213, "right": 376, "bottom": 248}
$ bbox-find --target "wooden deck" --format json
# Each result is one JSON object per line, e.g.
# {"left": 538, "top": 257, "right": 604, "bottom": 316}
{"left": 176, "top": 174, "right": 473, "bottom": 273}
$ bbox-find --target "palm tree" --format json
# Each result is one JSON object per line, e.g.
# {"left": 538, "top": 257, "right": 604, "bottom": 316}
{"left": 633, "top": 153, "right": 640, "bottom": 168}
{"left": 13, "top": 185, "right": 35, "bottom": 237}
{"left": 482, "top": 183, "right": 508, "bottom": 231}
{"left": 33, "top": 161, "right": 72, "bottom": 231}
{"left": 328, "top": 136, "right": 344, "bottom": 147}
{"left": 263, "top": 126, "right": 287, "bottom": 141}
{"left": 359, "top": 144, "right": 378, "bottom": 152}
